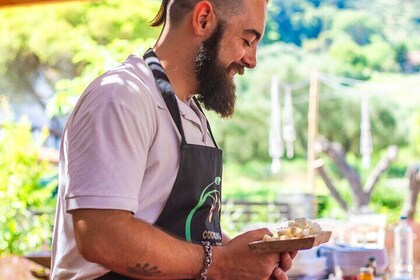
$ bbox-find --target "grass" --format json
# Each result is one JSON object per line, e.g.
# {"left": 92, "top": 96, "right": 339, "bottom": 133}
{"left": 222, "top": 158, "right": 310, "bottom": 202}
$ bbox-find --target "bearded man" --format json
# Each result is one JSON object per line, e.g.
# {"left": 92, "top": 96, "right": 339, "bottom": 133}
{"left": 51, "top": 0, "right": 296, "bottom": 279}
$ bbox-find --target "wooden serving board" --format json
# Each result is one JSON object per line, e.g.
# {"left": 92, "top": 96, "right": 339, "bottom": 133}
{"left": 248, "top": 231, "right": 332, "bottom": 254}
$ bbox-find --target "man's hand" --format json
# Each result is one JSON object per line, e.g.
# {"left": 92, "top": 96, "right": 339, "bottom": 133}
{"left": 208, "top": 228, "right": 295, "bottom": 280}
{"left": 279, "top": 251, "right": 298, "bottom": 271}
{"left": 271, "top": 251, "right": 298, "bottom": 280}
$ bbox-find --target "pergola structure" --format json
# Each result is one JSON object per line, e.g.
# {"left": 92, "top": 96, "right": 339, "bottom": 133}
{"left": 0, "top": 0, "right": 87, "bottom": 7}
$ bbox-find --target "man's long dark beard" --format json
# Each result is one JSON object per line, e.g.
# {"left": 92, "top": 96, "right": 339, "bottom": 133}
{"left": 195, "top": 23, "right": 236, "bottom": 118}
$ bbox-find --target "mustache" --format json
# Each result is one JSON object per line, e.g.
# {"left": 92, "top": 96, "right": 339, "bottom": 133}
{"left": 228, "top": 62, "right": 246, "bottom": 75}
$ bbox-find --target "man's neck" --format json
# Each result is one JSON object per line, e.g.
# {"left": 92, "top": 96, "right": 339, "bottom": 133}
{"left": 153, "top": 29, "right": 198, "bottom": 102}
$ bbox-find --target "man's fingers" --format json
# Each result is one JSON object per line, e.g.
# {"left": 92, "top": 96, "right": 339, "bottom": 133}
{"left": 249, "top": 228, "right": 273, "bottom": 238}
{"left": 278, "top": 252, "right": 293, "bottom": 272}
{"left": 239, "top": 227, "right": 273, "bottom": 243}
{"left": 272, "top": 267, "right": 288, "bottom": 280}
{"left": 289, "top": 251, "right": 298, "bottom": 259}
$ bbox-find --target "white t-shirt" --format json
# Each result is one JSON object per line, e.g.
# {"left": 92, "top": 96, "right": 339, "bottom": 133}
{"left": 51, "top": 55, "right": 215, "bottom": 279}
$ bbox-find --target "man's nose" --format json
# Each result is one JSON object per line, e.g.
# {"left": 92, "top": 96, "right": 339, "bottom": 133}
{"left": 242, "top": 47, "right": 257, "bottom": 69}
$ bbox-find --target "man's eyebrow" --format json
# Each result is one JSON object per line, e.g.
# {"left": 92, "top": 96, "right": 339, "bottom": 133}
{"left": 244, "top": 29, "right": 262, "bottom": 41}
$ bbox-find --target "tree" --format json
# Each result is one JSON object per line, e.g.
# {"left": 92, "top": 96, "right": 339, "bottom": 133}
{"left": 0, "top": 97, "right": 56, "bottom": 255}
{"left": 395, "top": 43, "right": 409, "bottom": 72}
{"left": 0, "top": 0, "right": 160, "bottom": 116}
{"left": 315, "top": 137, "right": 399, "bottom": 213}
{"left": 328, "top": 36, "right": 371, "bottom": 79}
{"left": 328, "top": 10, "right": 382, "bottom": 46}
{"left": 0, "top": 0, "right": 160, "bottom": 256}
{"left": 364, "top": 35, "right": 397, "bottom": 71}
{"left": 411, "top": 112, "right": 420, "bottom": 156}
{"left": 210, "top": 42, "right": 410, "bottom": 163}
{"left": 263, "top": 0, "right": 329, "bottom": 46}
{"left": 402, "top": 164, "right": 420, "bottom": 221}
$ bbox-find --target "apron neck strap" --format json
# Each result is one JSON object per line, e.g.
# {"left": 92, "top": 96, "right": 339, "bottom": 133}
{"left": 192, "top": 97, "right": 219, "bottom": 149}
{"left": 143, "top": 49, "right": 186, "bottom": 143}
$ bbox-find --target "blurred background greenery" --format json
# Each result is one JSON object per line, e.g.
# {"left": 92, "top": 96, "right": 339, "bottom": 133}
{"left": 0, "top": 0, "right": 419, "bottom": 256}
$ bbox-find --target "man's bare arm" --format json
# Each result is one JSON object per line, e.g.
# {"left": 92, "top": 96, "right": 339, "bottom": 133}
{"left": 222, "top": 232, "right": 231, "bottom": 245}
{"left": 72, "top": 209, "right": 204, "bottom": 279}
{"left": 72, "top": 209, "right": 293, "bottom": 279}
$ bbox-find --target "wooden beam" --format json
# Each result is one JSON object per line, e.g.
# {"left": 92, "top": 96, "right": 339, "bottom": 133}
{"left": 0, "top": 0, "right": 89, "bottom": 8}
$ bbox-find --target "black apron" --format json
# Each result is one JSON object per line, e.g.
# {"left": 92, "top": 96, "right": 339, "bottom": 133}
{"left": 95, "top": 50, "right": 223, "bottom": 280}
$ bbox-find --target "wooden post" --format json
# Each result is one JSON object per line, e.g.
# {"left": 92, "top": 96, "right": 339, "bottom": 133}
{"left": 307, "top": 70, "right": 320, "bottom": 217}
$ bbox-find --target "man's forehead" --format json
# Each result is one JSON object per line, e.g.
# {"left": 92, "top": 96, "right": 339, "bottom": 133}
{"left": 239, "top": 0, "right": 267, "bottom": 32}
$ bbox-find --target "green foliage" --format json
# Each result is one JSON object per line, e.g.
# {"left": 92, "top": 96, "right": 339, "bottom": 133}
{"left": 386, "top": 165, "right": 407, "bottom": 178}
{"left": 363, "top": 36, "right": 397, "bottom": 71}
{"left": 221, "top": 158, "right": 407, "bottom": 233}
{"left": 0, "top": 97, "right": 57, "bottom": 255}
{"left": 394, "top": 43, "right": 409, "bottom": 72}
{"left": 389, "top": 147, "right": 420, "bottom": 179}
{"left": 370, "top": 185, "right": 404, "bottom": 224}
{"left": 316, "top": 195, "right": 333, "bottom": 217}
{"left": 222, "top": 161, "right": 279, "bottom": 202}
{"left": 411, "top": 112, "right": 420, "bottom": 156}
{"left": 264, "top": 0, "right": 420, "bottom": 77}
{"left": 318, "top": 97, "right": 362, "bottom": 153}
{"left": 209, "top": 43, "right": 327, "bottom": 162}
{"left": 1, "top": 0, "right": 419, "bottom": 242}
{"left": 328, "top": 34, "right": 397, "bottom": 78}
{"left": 263, "top": 0, "right": 344, "bottom": 46}
{"left": 0, "top": 0, "right": 160, "bottom": 114}
{"left": 209, "top": 40, "right": 411, "bottom": 164}
{"left": 329, "top": 36, "right": 372, "bottom": 79}
{"left": 208, "top": 105, "right": 272, "bottom": 163}
{"left": 330, "top": 11, "right": 382, "bottom": 46}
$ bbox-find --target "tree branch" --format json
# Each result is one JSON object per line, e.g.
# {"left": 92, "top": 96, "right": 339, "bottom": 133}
{"left": 365, "top": 145, "right": 399, "bottom": 197}
{"left": 315, "top": 161, "right": 349, "bottom": 212}
{"left": 402, "top": 164, "right": 420, "bottom": 221}
{"left": 316, "top": 137, "right": 364, "bottom": 204}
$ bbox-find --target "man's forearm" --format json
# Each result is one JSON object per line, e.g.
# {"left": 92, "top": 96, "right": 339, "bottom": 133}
{"left": 222, "top": 232, "right": 231, "bottom": 245}
{"left": 72, "top": 209, "right": 205, "bottom": 279}
{"left": 72, "top": 209, "right": 293, "bottom": 280}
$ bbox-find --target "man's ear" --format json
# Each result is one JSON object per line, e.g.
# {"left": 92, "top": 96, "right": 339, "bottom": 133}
{"left": 192, "top": 1, "right": 217, "bottom": 37}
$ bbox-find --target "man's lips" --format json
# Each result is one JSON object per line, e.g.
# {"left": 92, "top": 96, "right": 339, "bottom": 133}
{"left": 230, "top": 66, "right": 245, "bottom": 77}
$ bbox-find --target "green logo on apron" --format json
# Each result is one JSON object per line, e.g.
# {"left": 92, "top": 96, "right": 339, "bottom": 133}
{"left": 185, "top": 177, "right": 221, "bottom": 242}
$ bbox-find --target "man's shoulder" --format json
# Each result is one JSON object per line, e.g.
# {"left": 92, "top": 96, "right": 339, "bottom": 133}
{"left": 97, "top": 55, "right": 153, "bottom": 91}
{"left": 84, "top": 55, "right": 160, "bottom": 105}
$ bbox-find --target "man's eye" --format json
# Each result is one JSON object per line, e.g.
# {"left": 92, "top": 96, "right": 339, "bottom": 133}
{"left": 243, "top": 39, "right": 251, "bottom": 47}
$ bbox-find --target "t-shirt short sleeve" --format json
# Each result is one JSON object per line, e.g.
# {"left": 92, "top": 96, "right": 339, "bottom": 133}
{"left": 65, "top": 71, "right": 156, "bottom": 214}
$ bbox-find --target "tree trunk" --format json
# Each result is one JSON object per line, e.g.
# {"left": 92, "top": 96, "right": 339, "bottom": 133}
{"left": 402, "top": 164, "right": 420, "bottom": 221}
{"left": 316, "top": 137, "right": 399, "bottom": 212}
{"left": 316, "top": 137, "right": 366, "bottom": 208}
{"left": 316, "top": 162, "right": 349, "bottom": 212}
{"left": 365, "top": 145, "right": 399, "bottom": 197}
